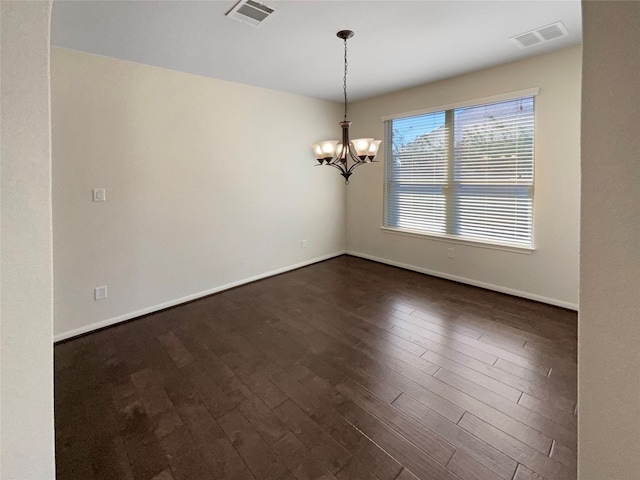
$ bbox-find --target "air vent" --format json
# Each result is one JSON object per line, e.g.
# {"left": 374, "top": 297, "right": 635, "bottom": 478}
{"left": 513, "top": 32, "right": 543, "bottom": 48}
{"left": 510, "top": 21, "right": 569, "bottom": 48}
{"left": 225, "top": 0, "right": 276, "bottom": 28}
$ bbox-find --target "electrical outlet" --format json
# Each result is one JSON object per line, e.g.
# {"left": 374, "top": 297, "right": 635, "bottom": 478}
{"left": 301, "top": 239, "right": 308, "bottom": 249}
{"left": 94, "top": 285, "right": 107, "bottom": 300}
{"left": 447, "top": 248, "right": 455, "bottom": 259}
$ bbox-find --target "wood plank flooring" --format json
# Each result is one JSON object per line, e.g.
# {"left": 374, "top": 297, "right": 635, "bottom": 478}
{"left": 55, "top": 255, "right": 577, "bottom": 480}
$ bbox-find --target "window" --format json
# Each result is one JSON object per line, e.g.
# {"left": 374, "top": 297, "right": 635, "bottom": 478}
{"left": 384, "top": 94, "right": 535, "bottom": 249}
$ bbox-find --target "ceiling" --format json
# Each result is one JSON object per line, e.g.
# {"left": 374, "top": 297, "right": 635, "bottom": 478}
{"left": 51, "top": 1, "right": 582, "bottom": 102}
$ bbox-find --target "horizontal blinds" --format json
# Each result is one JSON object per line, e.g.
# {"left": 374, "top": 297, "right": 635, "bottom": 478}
{"left": 385, "top": 183, "right": 447, "bottom": 233}
{"left": 384, "top": 96, "right": 535, "bottom": 247}
{"left": 385, "top": 111, "right": 448, "bottom": 233}
{"left": 456, "top": 185, "right": 532, "bottom": 244}
{"left": 454, "top": 98, "right": 534, "bottom": 183}
{"left": 453, "top": 98, "right": 534, "bottom": 245}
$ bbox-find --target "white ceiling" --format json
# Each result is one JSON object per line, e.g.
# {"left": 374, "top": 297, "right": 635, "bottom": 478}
{"left": 51, "top": 0, "right": 582, "bottom": 102}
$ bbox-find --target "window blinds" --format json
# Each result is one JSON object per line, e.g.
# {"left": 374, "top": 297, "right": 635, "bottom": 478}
{"left": 385, "top": 111, "right": 449, "bottom": 233}
{"left": 384, "top": 96, "right": 535, "bottom": 247}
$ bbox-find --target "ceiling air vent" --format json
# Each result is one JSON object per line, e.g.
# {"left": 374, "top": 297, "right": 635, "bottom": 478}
{"left": 225, "top": 0, "right": 276, "bottom": 28}
{"left": 510, "top": 21, "right": 569, "bottom": 48}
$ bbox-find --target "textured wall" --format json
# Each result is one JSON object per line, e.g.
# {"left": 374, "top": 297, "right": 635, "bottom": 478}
{"left": 579, "top": 2, "right": 640, "bottom": 478}
{"left": 0, "top": 1, "right": 55, "bottom": 477}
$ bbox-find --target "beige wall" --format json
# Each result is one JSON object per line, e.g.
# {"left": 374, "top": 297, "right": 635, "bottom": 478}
{"left": 345, "top": 47, "right": 582, "bottom": 308}
{"left": 52, "top": 48, "right": 344, "bottom": 339}
{"left": 0, "top": 0, "right": 55, "bottom": 477}
{"left": 579, "top": 2, "right": 640, "bottom": 479}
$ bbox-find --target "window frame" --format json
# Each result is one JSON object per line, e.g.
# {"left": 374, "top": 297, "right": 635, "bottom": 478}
{"left": 382, "top": 89, "right": 538, "bottom": 253}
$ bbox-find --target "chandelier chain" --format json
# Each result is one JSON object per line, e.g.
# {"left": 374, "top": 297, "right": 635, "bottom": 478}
{"left": 343, "top": 37, "right": 348, "bottom": 121}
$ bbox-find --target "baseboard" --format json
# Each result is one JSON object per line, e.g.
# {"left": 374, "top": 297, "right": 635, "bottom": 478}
{"left": 54, "top": 250, "right": 346, "bottom": 342}
{"left": 346, "top": 250, "right": 578, "bottom": 311}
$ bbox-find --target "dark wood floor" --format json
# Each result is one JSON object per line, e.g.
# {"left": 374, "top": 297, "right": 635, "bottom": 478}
{"left": 55, "top": 255, "right": 577, "bottom": 480}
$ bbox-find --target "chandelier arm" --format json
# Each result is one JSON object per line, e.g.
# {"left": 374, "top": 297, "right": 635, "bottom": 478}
{"left": 326, "top": 162, "right": 348, "bottom": 175}
{"left": 346, "top": 158, "right": 369, "bottom": 175}
{"left": 347, "top": 147, "right": 362, "bottom": 165}
{"left": 328, "top": 145, "right": 345, "bottom": 166}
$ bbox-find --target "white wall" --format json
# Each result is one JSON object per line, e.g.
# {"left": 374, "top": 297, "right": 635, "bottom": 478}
{"left": 0, "top": 1, "right": 55, "bottom": 478}
{"left": 345, "top": 47, "right": 582, "bottom": 308}
{"left": 52, "top": 48, "right": 344, "bottom": 340}
{"left": 579, "top": 2, "right": 640, "bottom": 479}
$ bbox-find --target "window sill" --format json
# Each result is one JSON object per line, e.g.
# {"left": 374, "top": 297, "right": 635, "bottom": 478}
{"left": 380, "top": 227, "right": 535, "bottom": 254}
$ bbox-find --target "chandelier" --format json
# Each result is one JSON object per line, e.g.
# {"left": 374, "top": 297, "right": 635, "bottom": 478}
{"left": 311, "top": 30, "right": 381, "bottom": 184}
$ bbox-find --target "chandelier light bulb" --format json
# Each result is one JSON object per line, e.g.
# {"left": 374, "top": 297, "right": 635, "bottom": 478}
{"left": 351, "top": 138, "right": 374, "bottom": 158}
{"left": 368, "top": 140, "right": 382, "bottom": 158}
{"left": 321, "top": 141, "right": 338, "bottom": 155}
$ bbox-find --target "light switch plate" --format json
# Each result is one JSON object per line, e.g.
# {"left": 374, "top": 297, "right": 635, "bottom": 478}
{"left": 93, "top": 188, "right": 106, "bottom": 202}
{"left": 94, "top": 286, "right": 107, "bottom": 300}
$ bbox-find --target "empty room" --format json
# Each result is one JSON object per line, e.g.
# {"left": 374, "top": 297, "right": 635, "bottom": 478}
{"left": 1, "top": 1, "right": 638, "bottom": 480}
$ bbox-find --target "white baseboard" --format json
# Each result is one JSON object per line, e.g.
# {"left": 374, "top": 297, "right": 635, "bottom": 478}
{"left": 346, "top": 250, "right": 578, "bottom": 311}
{"left": 54, "top": 251, "right": 346, "bottom": 342}
{"left": 55, "top": 248, "right": 576, "bottom": 342}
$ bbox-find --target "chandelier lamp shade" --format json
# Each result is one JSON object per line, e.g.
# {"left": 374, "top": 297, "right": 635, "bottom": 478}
{"left": 311, "top": 30, "right": 381, "bottom": 184}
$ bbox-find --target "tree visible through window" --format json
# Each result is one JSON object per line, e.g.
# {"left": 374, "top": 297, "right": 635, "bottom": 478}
{"left": 384, "top": 96, "right": 535, "bottom": 248}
